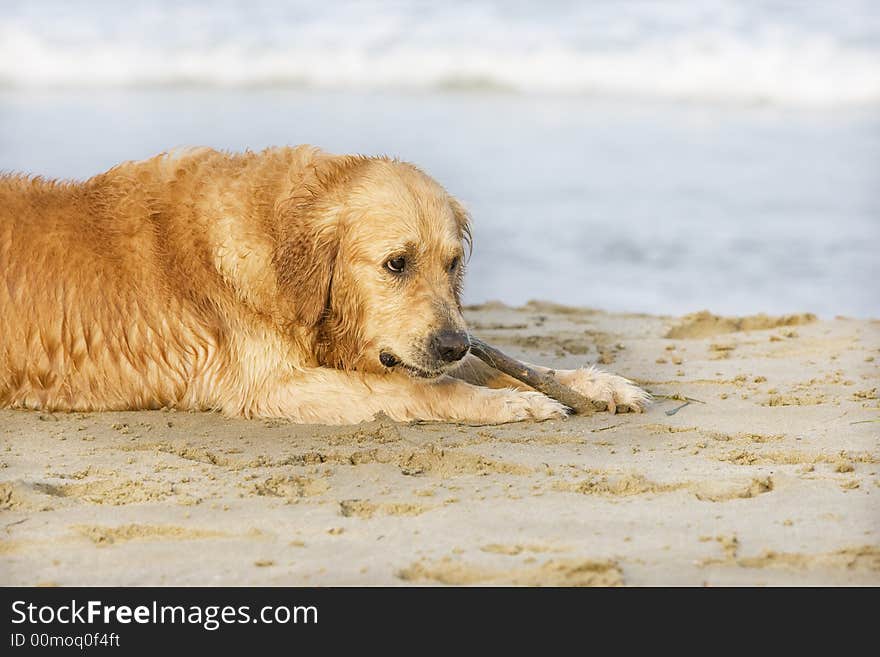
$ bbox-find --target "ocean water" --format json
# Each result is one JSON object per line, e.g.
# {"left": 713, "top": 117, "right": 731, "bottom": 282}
{"left": 3, "top": 0, "right": 880, "bottom": 106}
{"left": 1, "top": 1, "right": 878, "bottom": 317}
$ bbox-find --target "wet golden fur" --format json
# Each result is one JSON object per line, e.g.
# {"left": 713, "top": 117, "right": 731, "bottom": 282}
{"left": 0, "top": 146, "right": 648, "bottom": 424}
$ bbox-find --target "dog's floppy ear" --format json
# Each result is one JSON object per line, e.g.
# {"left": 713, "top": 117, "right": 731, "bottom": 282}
{"left": 274, "top": 208, "right": 338, "bottom": 327}
{"left": 449, "top": 196, "right": 473, "bottom": 257}
{"left": 274, "top": 155, "right": 365, "bottom": 327}
{"left": 447, "top": 196, "right": 472, "bottom": 308}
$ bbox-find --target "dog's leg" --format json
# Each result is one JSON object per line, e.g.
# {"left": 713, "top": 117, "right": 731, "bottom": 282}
{"left": 225, "top": 367, "right": 568, "bottom": 425}
{"left": 452, "top": 354, "right": 650, "bottom": 414}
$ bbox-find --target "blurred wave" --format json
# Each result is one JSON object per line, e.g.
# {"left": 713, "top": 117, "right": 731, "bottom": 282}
{"left": 1, "top": 0, "right": 879, "bottom": 106}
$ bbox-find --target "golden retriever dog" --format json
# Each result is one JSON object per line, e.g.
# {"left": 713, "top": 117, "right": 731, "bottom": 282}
{"left": 0, "top": 146, "right": 649, "bottom": 424}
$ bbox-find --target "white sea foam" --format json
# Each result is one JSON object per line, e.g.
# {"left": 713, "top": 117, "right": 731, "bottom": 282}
{"left": 1, "top": 0, "right": 879, "bottom": 106}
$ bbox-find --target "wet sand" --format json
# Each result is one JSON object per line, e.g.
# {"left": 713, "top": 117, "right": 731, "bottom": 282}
{"left": 1, "top": 302, "right": 878, "bottom": 586}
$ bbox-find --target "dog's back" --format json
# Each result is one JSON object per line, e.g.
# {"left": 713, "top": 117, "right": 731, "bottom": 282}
{"left": 0, "top": 149, "right": 249, "bottom": 411}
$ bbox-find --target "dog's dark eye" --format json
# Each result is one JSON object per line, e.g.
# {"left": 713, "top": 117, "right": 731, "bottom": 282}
{"left": 385, "top": 256, "right": 406, "bottom": 273}
{"left": 448, "top": 256, "right": 460, "bottom": 273}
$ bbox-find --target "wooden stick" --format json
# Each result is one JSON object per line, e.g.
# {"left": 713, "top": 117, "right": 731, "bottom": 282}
{"left": 468, "top": 336, "right": 604, "bottom": 415}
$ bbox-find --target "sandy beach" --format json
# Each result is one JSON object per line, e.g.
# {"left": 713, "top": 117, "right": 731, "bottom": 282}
{"left": 1, "top": 302, "right": 877, "bottom": 586}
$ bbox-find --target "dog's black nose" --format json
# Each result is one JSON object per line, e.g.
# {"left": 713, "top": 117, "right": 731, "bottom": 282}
{"left": 431, "top": 330, "right": 470, "bottom": 363}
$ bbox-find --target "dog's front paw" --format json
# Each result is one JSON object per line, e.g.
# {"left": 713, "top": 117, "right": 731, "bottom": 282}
{"left": 556, "top": 366, "right": 651, "bottom": 414}
{"left": 489, "top": 389, "right": 569, "bottom": 424}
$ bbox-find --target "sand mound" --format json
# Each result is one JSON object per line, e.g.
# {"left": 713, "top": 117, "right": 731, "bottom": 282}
{"left": 665, "top": 311, "right": 816, "bottom": 339}
{"left": 739, "top": 546, "right": 880, "bottom": 571}
{"left": 397, "top": 445, "right": 532, "bottom": 477}
{"left": 74, "top": 524, "right": 224, "bottom": 546}
{"left": 35, "top": 479, "right": 171, "bottom": 505}
{"left": 339, "top": 499, "right": 431, "bottom": 518}
{"left": 692, "top": 477, "right": 774, "bottom": 502}
{"left": 327, "top": 419, "right": 401, "bottom": 445}
{"left": 706, "top": 545, "right": 880, "bottom": 571}
{"left": 251, "top": 475, "right": 329, "bottom": 499}
{"left": 0, "top": 481, "right": 56, "bottom": 511}
{"left": 283, "top": 444, "right": 531, "bottom": 477}
{"left": 554, "top": 473, "right": 776, "bottom": 502}
{"left": 554, "top": 473, "right": 683, "bottom": 497}
{"left": 522, "top": 300, "right": 597, "bottom": 315}
{"left": 398, "top": 557, "right": 623, "bottom": 586}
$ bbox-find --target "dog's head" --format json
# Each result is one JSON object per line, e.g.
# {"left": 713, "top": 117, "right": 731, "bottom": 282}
{"left": 275, "top": 152, "right": 472, "bottom": 377}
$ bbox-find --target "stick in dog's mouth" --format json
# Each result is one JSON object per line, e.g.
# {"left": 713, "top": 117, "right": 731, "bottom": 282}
{"left": 381, "top": 340, "right": 607, "bottom": 413}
